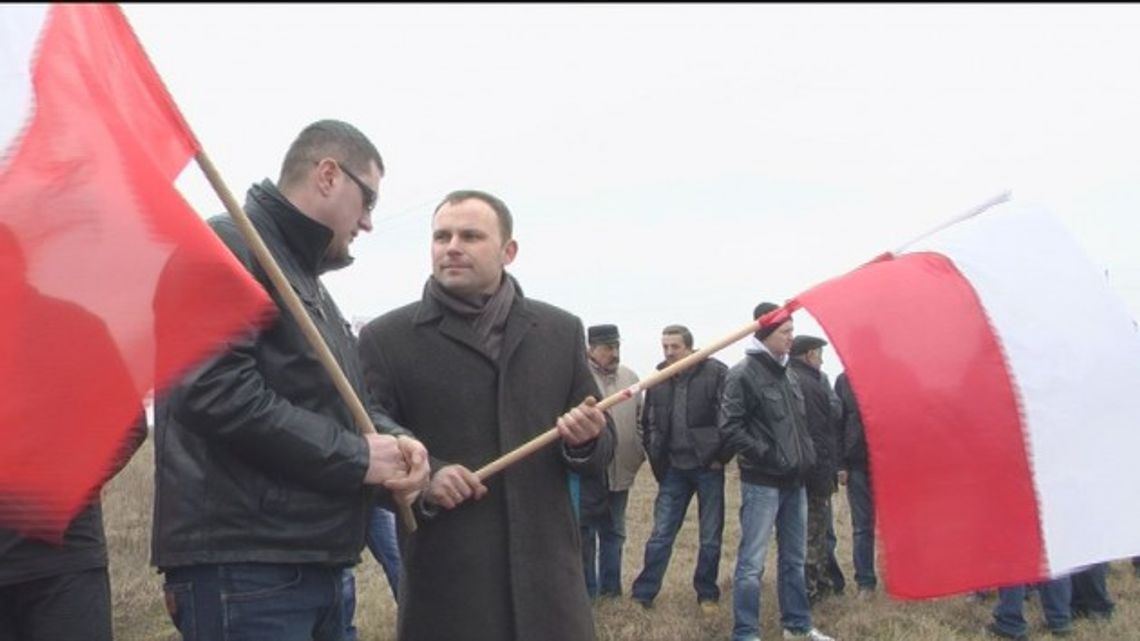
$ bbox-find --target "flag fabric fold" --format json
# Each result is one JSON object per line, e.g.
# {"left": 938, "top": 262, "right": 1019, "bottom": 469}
{"left": 0, "top": 4, "right": 272, "bottom": 539}
{"left": 793, "top": 200, "right": 1140, "bottom": 599}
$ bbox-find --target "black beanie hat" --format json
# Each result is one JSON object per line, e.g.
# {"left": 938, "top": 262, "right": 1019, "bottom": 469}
{"left": 753, "top": 302, "right": 781, "bottom": 340}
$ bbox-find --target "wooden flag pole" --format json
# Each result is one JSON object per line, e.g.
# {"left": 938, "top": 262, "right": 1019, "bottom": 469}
{"left": 474, "top": 311, "right": 793, "bottom": 481}
{"left": 194, "top": 151, "right": 418, "bottom": 533}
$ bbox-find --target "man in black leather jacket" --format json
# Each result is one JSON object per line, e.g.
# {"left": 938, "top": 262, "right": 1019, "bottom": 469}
{"left": 719, "top": 303, "right": 833, "bottom": 641}
{"left": 151, "top": 120, "right": 429, "bottom": 641}
{"left": 788, "top": 335, "right": 843, "bottom": 604}
{"left": 631, "top": 324, "right": 728, "bottom": 612}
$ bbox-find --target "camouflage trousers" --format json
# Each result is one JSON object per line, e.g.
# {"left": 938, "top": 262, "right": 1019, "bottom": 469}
{"left": 805, "top": 493, "right": 836, "bottom": 603}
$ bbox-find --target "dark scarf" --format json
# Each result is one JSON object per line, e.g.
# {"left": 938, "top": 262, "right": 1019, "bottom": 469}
{"left": 427, "top": 272, "right": 518, "bottom": 361}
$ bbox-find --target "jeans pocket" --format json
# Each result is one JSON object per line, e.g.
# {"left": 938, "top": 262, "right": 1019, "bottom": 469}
{"left": 163, "top": 582, "right": 197, "bottom": 641}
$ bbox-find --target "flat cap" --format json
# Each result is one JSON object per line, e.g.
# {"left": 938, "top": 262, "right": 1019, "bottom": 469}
{"left": 587, "top": 324, "right": 620, "bottom": 345}
{"left": 791, "top": 335, "right": 828, "bottom": 356}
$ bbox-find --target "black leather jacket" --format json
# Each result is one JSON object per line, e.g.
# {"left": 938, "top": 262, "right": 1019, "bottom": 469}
{"left": 151, "top": 180, "right": 408, "bottom": 569}
{"left": 835, "top": 372, "right": 869, "bottom": 470}
{"left": 718, "top": 350, "right": 816, "bottom": 489}
{"left": 789, "top": 360, "right": 839, "bottom": 496}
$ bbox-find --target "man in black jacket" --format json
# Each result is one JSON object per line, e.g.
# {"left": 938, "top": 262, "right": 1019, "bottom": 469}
{"left": 0, "top": 225, "right": 149, "bottom": 641}
{"left": 631, "top": 324, "right": 728, "bottom": 613}
{"left": 152, "top": 120, "right": 429, "bottom": 641}
{"left": 720, "top": 303, "right": 833, "bottom": 641}
{"left": 788, "top": 335, "right": 843, "bottom": 604}
{"left": 835, "top": 371, "right": 877, "bottom": 596}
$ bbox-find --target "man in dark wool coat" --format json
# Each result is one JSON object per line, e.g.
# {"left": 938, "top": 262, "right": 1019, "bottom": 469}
{"left": 358, "top": 189, "right": 615, "bottom": 641}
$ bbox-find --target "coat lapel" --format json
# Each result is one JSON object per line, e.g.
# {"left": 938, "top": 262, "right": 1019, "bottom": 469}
{"left": 498, "top": 297, "right": 535, "bottom": 370}
{"left": 438, "top": 312, "right": 491, "bottom": 363}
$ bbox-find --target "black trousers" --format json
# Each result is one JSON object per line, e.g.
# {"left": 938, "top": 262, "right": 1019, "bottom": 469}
{"left": 1069, "top": 562, "right": 1114, "bottom": 617}
{"left": 0, "top": 567, "right": 112, "bottom": 641}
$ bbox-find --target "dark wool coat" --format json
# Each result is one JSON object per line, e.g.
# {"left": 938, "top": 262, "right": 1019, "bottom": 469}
{"left": 358, "top": 285, "right": 614, "bottom": 641}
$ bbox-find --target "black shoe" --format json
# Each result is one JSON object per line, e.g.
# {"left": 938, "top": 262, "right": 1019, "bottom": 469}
{"left": 983, "top": 622, "right": 1028, "bottom": 640}
{"left": 633, "top": 598, "right": 653, "bottom": 610}
{"left": 1048, "top": 624, "right": 1073, "bottom": 637}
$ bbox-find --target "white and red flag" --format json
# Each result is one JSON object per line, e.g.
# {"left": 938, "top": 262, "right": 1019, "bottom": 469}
{"left": 791, "top": 198, "right": 1140, "bottom": 598}
{"left": 0, "top": 4, "right": 272, "bottom": 539}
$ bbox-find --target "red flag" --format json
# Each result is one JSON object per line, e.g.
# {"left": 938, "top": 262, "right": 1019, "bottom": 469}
{"left": 793, "top": 200, "right": 1140, "bottom": 598}
{"left": 0, "top": 4, "right": 272, "bottom": 539}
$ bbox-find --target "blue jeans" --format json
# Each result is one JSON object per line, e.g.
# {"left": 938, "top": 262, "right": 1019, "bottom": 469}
{"left": 992, "top": 577, "right": 1072, "bottom": 635}
{"left": 568, "top": 472, "right": 581, "bottom": 519}
{"left": 342, "top": 570, "right": 358, "bottom": 641}
{"left": 344, "top": 508, "right": 402, "bottom": 639}
{"left": 162, "top": 563, "right": 347, "bottom": 641}
{"left": 364, "top": 507, "right": 401, "bottom": 599}
{"left": 581, "top": 489, "right": 630, "bottom": 597}
{"left": 846, "top": 468, "right": 877, "bottom": 588}
{"left": 631, "top": 466, "right": 725, "bottom": 603}
{"left": 732, "top": 483, "right": 811, "bottom": 641}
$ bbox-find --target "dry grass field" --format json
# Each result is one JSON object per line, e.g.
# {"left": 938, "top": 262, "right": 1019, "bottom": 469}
{"left": 104, "top": 440, "right": 1139, "bottom": 640}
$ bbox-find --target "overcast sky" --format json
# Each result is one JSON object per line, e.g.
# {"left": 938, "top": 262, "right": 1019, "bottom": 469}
{"left": 123, "top": 3, "right": 1140, "bottom": 380}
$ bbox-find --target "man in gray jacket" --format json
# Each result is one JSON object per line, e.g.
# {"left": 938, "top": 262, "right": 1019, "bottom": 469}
{"left": 579, "top": 323, "right": 645, "bottom": 599}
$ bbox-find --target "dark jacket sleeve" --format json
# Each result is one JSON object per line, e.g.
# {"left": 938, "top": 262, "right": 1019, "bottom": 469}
{"left": 174, "top": 331, "right": 372, "bottom": 494}
{"left": 717, "top": 365, "right": 766, "bottom": 464}
{"left": 835, "top": 373, "right": 867, "bottom": 469}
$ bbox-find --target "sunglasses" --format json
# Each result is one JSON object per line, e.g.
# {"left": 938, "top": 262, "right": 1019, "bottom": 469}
{"left": 334, "top": 160, "right": 377, "bottom": 212}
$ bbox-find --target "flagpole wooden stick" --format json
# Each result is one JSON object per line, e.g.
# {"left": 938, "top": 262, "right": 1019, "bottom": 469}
{"left": 475, "top": 315, "right": 779, "bottom": 481}
{"left": 193, "top": 151, "right": 418, "bottom": 533}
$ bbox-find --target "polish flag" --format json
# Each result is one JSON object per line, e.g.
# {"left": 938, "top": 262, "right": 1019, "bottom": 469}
{"left": 793, "top": 198, "right": 1140, "bottom": 598}
{"left": 1, "top": 4, "right": 272, "bottom": 539}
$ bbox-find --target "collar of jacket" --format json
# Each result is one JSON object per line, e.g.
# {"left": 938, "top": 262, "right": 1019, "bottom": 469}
{"left": 748, "top": 349, "right": 788, "bottom": 375}
{"left": 246, "top": 179, "right": 351, "bottom": 275}
{"left": 745, "top": 335, "right": 790, "bottom": 366}
{"left": 413, "top": 272, "right": 530, "bottom": 325}
{"left": 788, "top": 358, "right": 821, "bottom": 381}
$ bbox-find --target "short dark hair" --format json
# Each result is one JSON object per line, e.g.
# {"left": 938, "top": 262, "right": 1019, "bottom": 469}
{"left": 433, "top": 190, "right": 513, "bottom": 242}
{"left": 278, "top": 119, "right": 384, "bottom": 189}
{"left": 662, "top": 324, "right": 693, "bottom": 349}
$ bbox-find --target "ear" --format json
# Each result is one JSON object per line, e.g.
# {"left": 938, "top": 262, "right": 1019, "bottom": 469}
{"left": 501, "top": 238, "right": 519, "bottom": 266}
{"left": 313, "top": 157, "right": 338, "bottom": 197}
